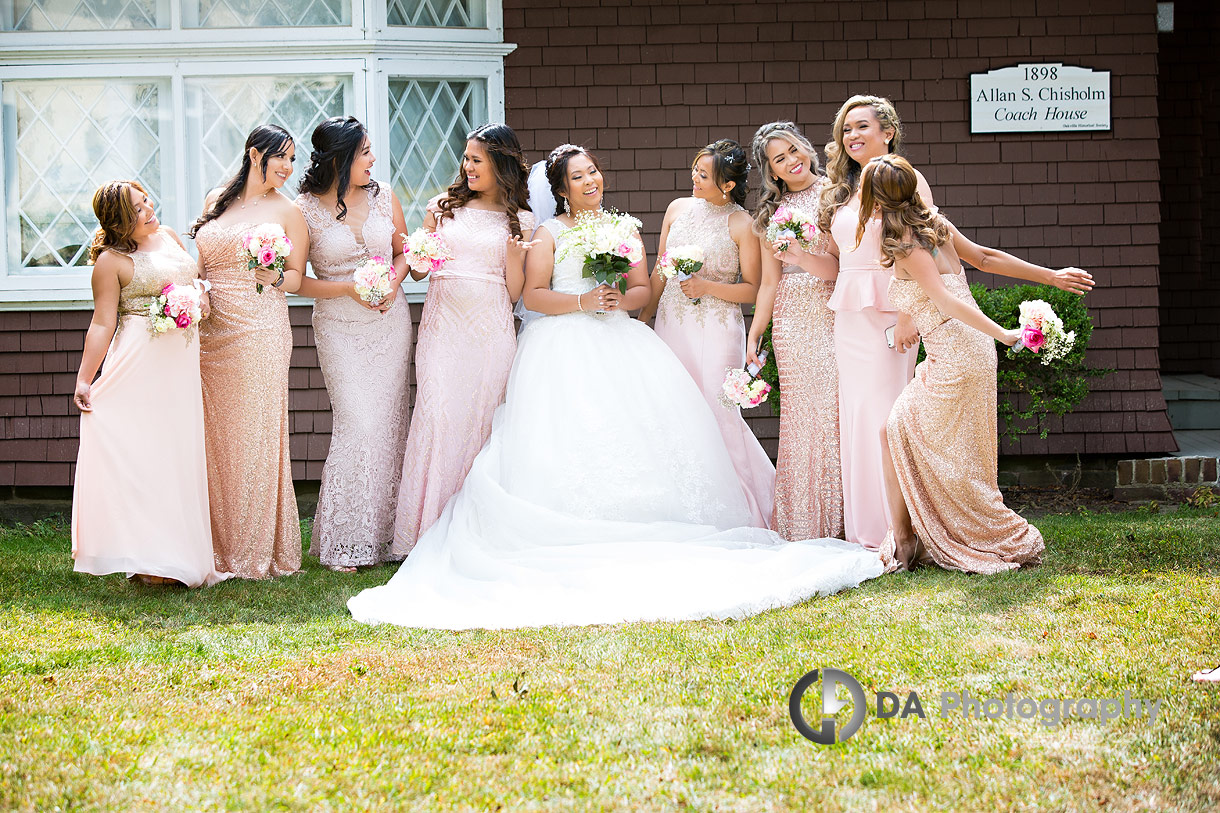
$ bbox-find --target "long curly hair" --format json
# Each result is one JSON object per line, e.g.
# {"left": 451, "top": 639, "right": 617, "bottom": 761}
{"left": 544, "top": 144, "right": 603, "bottom": 213}
{"left": 692, "top": 138, "right": 749, "bottom": 208}
{"left": 436, "top": 123, "right": 531, "bottom": 239}
{"left": 749, "top": 122, "right": 821, "bottom": 235}
{"left": 818, "top": 95, "right": 903, "bottom": 234}
{"left": 858, "top": 155, "right": 949, "bottom": 268}
{"left": 188, "top": 124, "right": 292, "bottom": 238}
{"left": 297, "top": 116, "right": 379, "bottom": 221}
{"left": 89, "top": 179, "right": 147, "bottom": 262}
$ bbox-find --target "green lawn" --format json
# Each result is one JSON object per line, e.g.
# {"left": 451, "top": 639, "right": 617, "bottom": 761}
{"left": 3, "top": 506, "right": 1219, "bottom": 811}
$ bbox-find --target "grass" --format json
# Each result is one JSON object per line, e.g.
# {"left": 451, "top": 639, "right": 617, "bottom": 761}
{"left": 2, "top": 506, "right": 1219, "bottom": 811}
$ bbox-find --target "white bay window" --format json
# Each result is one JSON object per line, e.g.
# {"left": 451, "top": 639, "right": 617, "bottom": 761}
{"left": 0, "top": 0, "right": 511, "bottom": 306}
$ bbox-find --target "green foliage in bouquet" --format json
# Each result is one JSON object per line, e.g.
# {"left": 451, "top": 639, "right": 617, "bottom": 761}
{"left": 583, "top": 254, "right": 631, "bottom": 293}
{"left": 755, "top": 283, "right": 1108, "bottom": 437}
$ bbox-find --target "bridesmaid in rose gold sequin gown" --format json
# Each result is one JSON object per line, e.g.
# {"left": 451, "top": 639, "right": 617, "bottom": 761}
{"left": 645, "top": 141, "right": 774, "bottom": 528}
{"left": 193, "top": 126, "right": 304, "bottom": 579}
{"left": 748, "top": 123, "right": 844, "bottom": 541}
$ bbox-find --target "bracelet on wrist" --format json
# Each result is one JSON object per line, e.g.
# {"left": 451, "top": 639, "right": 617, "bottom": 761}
{"left": 576, "top": 292, "right": 584, "bottom": 312}
{"left": 272, "top": 268, "right": 285, "bottom": 288}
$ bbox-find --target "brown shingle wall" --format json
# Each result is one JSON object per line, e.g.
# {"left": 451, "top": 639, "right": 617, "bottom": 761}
{"left": 504, "top": 0, "right": 1175, "bottom": 456}
{"left": 1157, "top": 0, "right": 1220, "bottom": 376}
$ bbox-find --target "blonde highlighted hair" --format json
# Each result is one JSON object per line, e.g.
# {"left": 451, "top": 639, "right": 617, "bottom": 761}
{"left": 818, "top": 95, "right": 903, "bottom": 233}
{"left": 857, "top": 154, "right": 949, "bottom": 268}
{"left": 749, "top": 121, "right": 821, "bottom": 235}
{"left": 89, "top": 180, "right": 147, "bottom": 263}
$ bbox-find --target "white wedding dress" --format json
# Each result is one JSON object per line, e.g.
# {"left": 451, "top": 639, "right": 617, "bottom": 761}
{"left": 348, "top": 219, "right": 883, "bottom": 629}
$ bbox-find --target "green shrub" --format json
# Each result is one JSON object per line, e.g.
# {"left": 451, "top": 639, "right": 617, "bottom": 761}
{"left": 756, "top": 283, "right": 1108, "bottom": 439}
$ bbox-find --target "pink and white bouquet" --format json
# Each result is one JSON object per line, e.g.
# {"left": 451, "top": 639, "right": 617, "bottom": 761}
{"left": 147, "top": 281, "right": 203, "bottom": 341}
{"left": 765, "top": 205, "right": 819, "bottom": 254}
{"left": 656, "top": 244, "right": 705, "bottom": 304}
{"left": 404, "top": 230, "right": 451, "bottom": 277}
{"left": 1010, "top": 299, "right": 1076, "bottom": 364}
{"left": 559, "top": 209, "right": 645, "bottom": 295}
{"left": 720, "top": 364, "right": 772, "bottom": 410}
{"left": 240, "top": 224, "right": 292, "bottom": 294}
{"left": 353, "top": 255, "right": 397, "bottom": 304}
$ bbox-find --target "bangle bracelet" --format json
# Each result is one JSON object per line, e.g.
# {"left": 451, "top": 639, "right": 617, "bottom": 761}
{"left": 576, "top": 293, "right": 584, "bottom": 312}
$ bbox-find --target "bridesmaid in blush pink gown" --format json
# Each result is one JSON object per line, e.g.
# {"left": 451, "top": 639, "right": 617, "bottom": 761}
{"left": 746, "top": 122, "right": 843, "bottom": 541}
{"left": 72, "top": 181, "right": 229, "bottom": 587}
{"left": 820, "top": 96, "right": 928, "bottom": 551}
{"left": 390, "top": 124, "right": 536, "bottom": 556}
{"left": 641, "top": 139, "right": 774, "bottom": 528}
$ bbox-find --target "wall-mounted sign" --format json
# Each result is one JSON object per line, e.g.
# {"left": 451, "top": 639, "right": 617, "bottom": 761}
{"left": 970, "top": 63, "right": 1111, "bottom": 133}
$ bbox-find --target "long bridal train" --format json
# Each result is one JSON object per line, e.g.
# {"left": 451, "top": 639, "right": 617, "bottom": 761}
{"left": 348, "top": 218, "right": 883, "bottom": 630}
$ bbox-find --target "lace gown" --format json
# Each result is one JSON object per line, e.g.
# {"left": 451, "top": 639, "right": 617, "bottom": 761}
{"left": 73, "top": 229, "right": 229, "bottom": 586}
{"left": 298, "top": 186, "right": 412, "bottom": 567}
{"left": 197, "top": 220, "right": 300, "bottom": 579}
{"left": 880, "top": 273, "right": 1044, "bottom": 573}
{"left": 391, "top": 206, "right": 536, "bottom": 556}
{"left": 347, "top": 217, "right": 883, "bottom": 630}
{"left": 654, "top": 198, "right": 775, "bottom": 528}
{"left": 770, "top": 182, "right": 844, "bottom": 541}
{"left": 829, "top": 198, "right": 918, "bottom": 551}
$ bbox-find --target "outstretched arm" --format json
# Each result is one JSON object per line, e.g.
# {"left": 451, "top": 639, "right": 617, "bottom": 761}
{"left": 946, "top": 220, "right": 1093, "bottom": 294}
{"left": 896, "top": 248, "right": 1020, "bottom": 346}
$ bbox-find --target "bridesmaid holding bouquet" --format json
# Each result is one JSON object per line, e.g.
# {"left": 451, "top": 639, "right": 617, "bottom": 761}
{"left": 859, "top": 155, "right": 1092, "bottom": 572}
{"left": 640, "top": 139, "right": 774, "bottom": 528}
{"left": 293, "top": 116, "right": 412, "bottom": 571}
{"left": 746, "top": 122, "right": 843, "bottom": 541}
{"left": 191, "top": 124, "right": 305, "bottom": 579}
{"left": 73, "top": 180, "right": 228, "bottom": 587}
{"left": 390, "top": 123, "right": 536, "bottom": 556}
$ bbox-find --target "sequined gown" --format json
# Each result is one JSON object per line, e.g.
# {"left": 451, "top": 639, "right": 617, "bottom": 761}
{"left": 880, "top": 273, "right": 1044, "bottom": 573}
{"left": 769, "top": 182, "right": 844, "bottom": 541}
{"left": 829, "top": 199, "right": 917, "bottom": 551}
{"left": 391, "top": 207, "right": 536, "bottom": 556}
{"left": 197, "top": 219, "right": 300, "bottom": 579}
{"left": 298, "top": 186, "right": 412, "bottom": 567}
{"left": 347, "top": 218, "right": 883, "bottom": 630}
{"left": 654, "top": 198, "right": 775, "bottom": 528}
{"left": 73, "top": 229, "right": 229, "bottom": 586}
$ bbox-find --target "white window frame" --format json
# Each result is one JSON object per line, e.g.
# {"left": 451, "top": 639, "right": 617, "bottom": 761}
{"left": 0, "top": 0, "right": 513, "bottom": 309}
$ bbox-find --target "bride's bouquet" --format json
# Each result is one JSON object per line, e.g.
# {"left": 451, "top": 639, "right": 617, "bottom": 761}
{"left": 240, "top": 224, "right": 292, "bottom": 294}
{"left": 1009, "top": 299, "right": 1076, "bottom": 364}
{"left": 353, "top": 255, "right": 397, "bottom": 304}
{"left": 147, "top": 281, "right": 203, "bottom": 341}
{"left": 404, "top": 230, "right": 451, "bottom": 277}
{"left": 558, "top": 209, "right": 645, "bottom": 294}
{"left": 766, "top": 205, "right": 819, "bottom": 254}
{"left": 656, "top": 244, "right": 705, "bottom": 304}
{"left": 720, "top": 360, "right": 772, "bottom": 410}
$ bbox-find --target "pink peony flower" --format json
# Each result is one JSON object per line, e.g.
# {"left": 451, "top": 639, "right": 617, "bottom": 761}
{"left": 1021, "top": 325, "right": 1046, "bottom": 353}
{"left": 257, "top": 246, "right": 277, "bottom": 266}
{"left": 174, "top": 312, "right": 191, "bottom": 328}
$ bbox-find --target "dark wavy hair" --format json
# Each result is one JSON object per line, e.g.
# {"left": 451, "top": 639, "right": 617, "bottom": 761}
{"left": 188, "top": 125, "right": 292, "bottom": 238}
{"left": 858, "top": 154, "right": 948, "bottom": 268}
{"left": 544, "top": 144, "right": 602, "bottom": 214}
{"left": 692, "top": 139, "right": 749, "bottom": 208}
{"left": 437, "top": 123, "right": 532, "bottom": 239}
{"left": 297, "top": 116, "right": 379, "bottom": 221}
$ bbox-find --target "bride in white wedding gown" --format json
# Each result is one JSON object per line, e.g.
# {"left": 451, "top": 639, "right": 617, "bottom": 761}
{"left": 348, "top": 144, "right": 883, "bottom": 629}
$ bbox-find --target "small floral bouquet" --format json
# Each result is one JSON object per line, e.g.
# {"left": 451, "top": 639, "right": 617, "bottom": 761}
{"left": 240, "top": 224, "right": 292, "bottom": 294}
{"left": 353, "top": 255, "right": 397, "bottom": 304}
{"left": 1009, "top": 299, "right": 1077, "bottom": 364}
{"left": 404, "top": 230, "right": 451, "bottom": 277}
{"left": 558, "top": 209, "right": 645, "bottom": 296}
{"left": 766, "top": 205, "right": 819, "bottom": 254}
{"left": 147, "top": 281, "right": 203, "bottom": 341}
{"left": 656, "top": 244, "right": 705, "bottom": 304}
{"left": 720, "top": 363, "right": 772, "bottom": 410}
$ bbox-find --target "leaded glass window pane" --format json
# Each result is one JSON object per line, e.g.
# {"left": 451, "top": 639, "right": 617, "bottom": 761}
{"left": 185, "top": 0, "right": 350, "bottom": 28}
{"left": 387, "top": 0, "right": 484, "bottom": 28}
{"left": 184, "top": 75, "right": 350, "bottom": 212}
{"left": 3, "top": 78, "right": 166, "bottom": 269}
{"left": 388, "top": 78, "right": 485, "bottom": 228}
{"left": 3, "top": 0, "right": 166, "bottom": 31}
